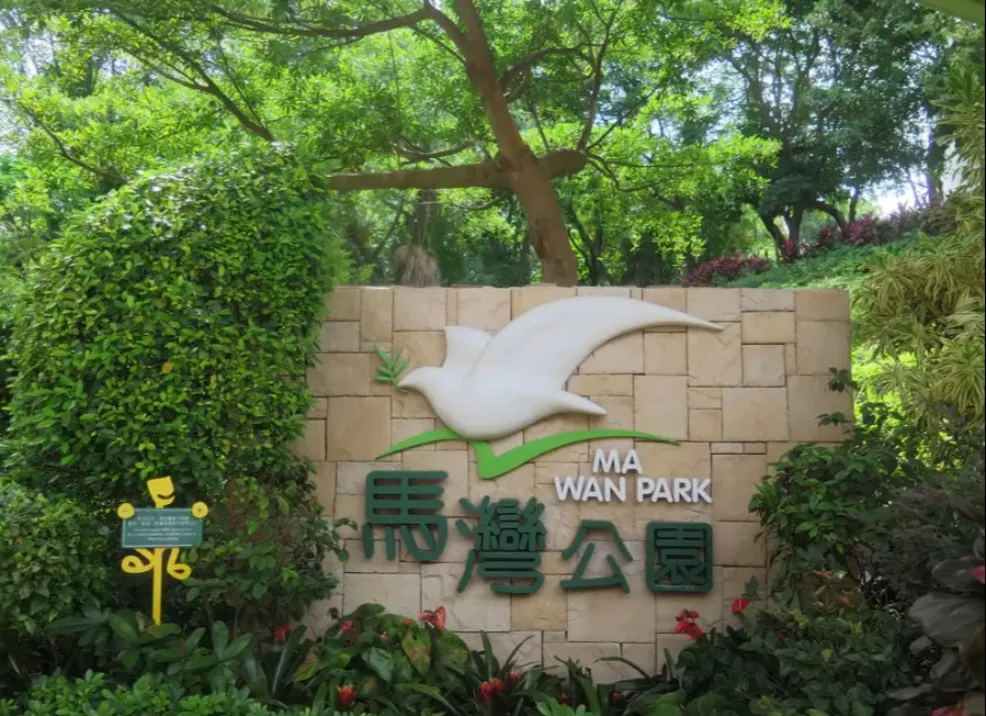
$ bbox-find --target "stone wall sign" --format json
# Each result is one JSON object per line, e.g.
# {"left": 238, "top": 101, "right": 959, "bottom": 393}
{"left": 299, "top": 286, "right": 852, "bottom": 678}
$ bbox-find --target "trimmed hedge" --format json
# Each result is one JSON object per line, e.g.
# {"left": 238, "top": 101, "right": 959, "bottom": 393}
{"left": 2, "top": 145, "right": 348, "bottom": 631}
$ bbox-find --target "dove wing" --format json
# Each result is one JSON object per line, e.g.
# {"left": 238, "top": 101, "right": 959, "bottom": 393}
{"left": 470, "top": 296, "right": 720, "bottom": 388}
{"left": 443, "top": 326, "right": 491, "bottom": 373}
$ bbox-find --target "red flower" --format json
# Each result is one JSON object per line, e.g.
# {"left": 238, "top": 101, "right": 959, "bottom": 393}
{"left": 478, "top": 678, "right": 504, "bottom": 704}
{"left": 402, "top": 619, "right": 411, "bottom": 627}
{"left": 336, "top": 684, "right": 357, "bottom": 711}
{"left": 972, "top": 565, "right": 985, "bottom": 584}
{"left": 559, "top": 694, "right": 572, "bottom": 705}
{"left": 674, "top": 620, "right": 704, "bottom": 640}
{"left": 675, "top": 609, "right": 699, "bottom": 622}
{"left": 610, "top": 691, "right": 626, "bottom": 705}
{"left": 340, "top": 620, "right": 355, "bottom": 632}
{"left": 731, "top": 598, "right": 751, "bottom": 615}
{"left": 274, "top": 624, "right": 291, "bottom": 643}
{"left": 504, "top": 671, "right": 521, "bottom": 688}
{"left": 420, "top": 606, "right": 447, "bottom": 631}
{"left": 380, "top": 634, "right": 389, "bottom": 642}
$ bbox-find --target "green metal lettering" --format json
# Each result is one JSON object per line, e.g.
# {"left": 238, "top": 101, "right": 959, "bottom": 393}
{"left": 362, "top": 471, "right": 448, "bottom": 561}
{"left": 455, "top": 497, "right": 546, "bottom": 595}
{"left": 560, "top": 520, "right": 632, "bottom": 593}
{"left": 646, "top": 522, "right": 713, "bottom": 593}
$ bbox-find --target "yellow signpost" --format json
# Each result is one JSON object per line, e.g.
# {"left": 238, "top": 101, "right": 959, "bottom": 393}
{"left": 117, "top": 477, "right": 208, "bottom": 625}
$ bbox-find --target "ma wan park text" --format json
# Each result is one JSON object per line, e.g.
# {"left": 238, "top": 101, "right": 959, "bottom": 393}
{"left": 360, "top": 449, "right": 714, "bottom": 597}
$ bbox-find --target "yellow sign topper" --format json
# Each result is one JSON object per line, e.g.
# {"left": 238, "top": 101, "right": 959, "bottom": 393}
{"left": 117, "top": 477, "right": 208, "bottom": 625}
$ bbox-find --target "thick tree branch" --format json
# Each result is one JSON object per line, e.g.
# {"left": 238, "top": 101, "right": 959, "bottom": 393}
{"left": 326, "top": 149, "right": 585, "bottom": 191}
{"left": 810, "top": 200, "right": 849, "bottom": 236}
{"left": 422, "top": 2, "right": 470, "bottom": 52}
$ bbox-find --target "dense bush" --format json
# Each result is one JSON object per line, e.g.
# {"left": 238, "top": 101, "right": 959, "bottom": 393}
{"left": 751, "top": 392, "right": 984, "bottom": 610}
{"left": 1, "top": 145, "right": 349, "bottom": 634}
{"left": 853, "top": 74, "right": 984, "bottom": 441}
{"left": 670, "top": 591, "right": 921, "bottom": 716}
{"left": 0, "top": 482, "right": 110, "bottom": 638}
{"left": 0, "top": 671, "right": 304, "bottom": 715}
{"left": 682, "top": 252, "right": 771, "bottom": 286}
{"left": 888, "top": 501, "right": 985, "bottom": 715}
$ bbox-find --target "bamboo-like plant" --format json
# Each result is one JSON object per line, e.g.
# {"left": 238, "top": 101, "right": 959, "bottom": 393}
{"left": 853, "top": 69, "right": 985, "bottom": 441}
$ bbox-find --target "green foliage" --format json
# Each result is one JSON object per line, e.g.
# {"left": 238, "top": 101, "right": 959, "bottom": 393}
{"left": 888, "top": 501, "right": 985, "bottom": 715}
{"left": 750, "top": 393, "right": 984, "bottom": 609}
{"left": 287, "top": 603, "right": 471, "bottom": 714}
{"left": 180, "top": 478, "right": 350, "bottom": 634}
{"left": 670, "top": 593, "right": 921, "bottom": 716}
{"left": 853, "top": 70, "right": 986, "bottom": 439}
{"left": 46, "top": 607, "right": 255, "bottom": 694}
{"left": 2, "top": 144, "right": 348, "bottom": 631}
{"left": 9, "top": 671, "right": 298, "bottom": 715}
{"left": 537, "top": 701, "right": 590, "bottom": 716}
{"left": 4, "top": 143, "right": 343, "bottom": 501}
{"left": 0, "top": 482, "right": 110, "bottom": 638}
{"left": 0, "top": 270, "right": 19, "bottom": 436}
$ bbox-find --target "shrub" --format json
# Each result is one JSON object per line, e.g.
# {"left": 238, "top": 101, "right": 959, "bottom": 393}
{"left": 2, "top": 144, "right": 349, "bottom": 632}
{"left": 888, "top": 499, "right": 985, "bottom": 715}
{"left": 851, "top": 75, "right": 984, "bottom": 440}
{"left": 671, "top": 590, "right": 922, "bottom": 715}
{"left": 683, "top": 252, "right": 771, "bottom": 286}
{"left": 10, "top": 671, "right": 296, "bottom": 715}
{"left": 0, "top": 482, "right": 110, "bottom": 638}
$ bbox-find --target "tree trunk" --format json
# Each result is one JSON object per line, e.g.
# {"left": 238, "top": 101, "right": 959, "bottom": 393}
{"left": 848, "top": 187, "right": 861, "bottom": 223}
{"left": 759, "top": 212, "right": 787, "bottom": 254}
{"left": 395, "top": 189, "right": 440, "bottom": 286}
{"left": 451, "top": 0, "right": 579, "bottom": 286}
{"left": 925, "top": 124, "right": 945, "bottom": 207}
{"left": 812, "top": 202, "right": 849, "bottom": 238}
{"left": 509, "top": 150, "right": 579, "bottom": 284}
{"left": 784, "top": 208, "right": 804, "bottom": 245}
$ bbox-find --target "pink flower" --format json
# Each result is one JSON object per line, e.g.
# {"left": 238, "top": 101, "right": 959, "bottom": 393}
{"left": 420, "top": 606, "right": 446, "bottom": 631}
{"left": 971, "top": 565, "right": 985, "bottom": 584}
{"left": 274, "top": 624, "right": 291, "bottom": 643}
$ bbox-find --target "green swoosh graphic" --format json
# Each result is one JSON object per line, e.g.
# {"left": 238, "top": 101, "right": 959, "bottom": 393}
{"left": 376, "top": 428, "right": 677, "bottom": 480}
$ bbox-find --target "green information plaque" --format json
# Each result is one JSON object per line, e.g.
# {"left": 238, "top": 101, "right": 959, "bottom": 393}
{"left": 120, "top": 508, "right": 203, "bottom": 548}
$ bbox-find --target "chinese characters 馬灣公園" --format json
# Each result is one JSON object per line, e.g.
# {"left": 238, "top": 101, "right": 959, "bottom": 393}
{"left": 360, "top": 471, "right": 712, "bottom": 594}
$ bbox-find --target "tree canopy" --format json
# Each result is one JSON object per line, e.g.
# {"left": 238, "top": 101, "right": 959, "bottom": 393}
{"left": 1, "top": 0, "right": 981, "bottom": 285}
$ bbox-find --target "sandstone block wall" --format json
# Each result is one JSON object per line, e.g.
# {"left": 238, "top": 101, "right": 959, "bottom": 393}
{"left": 297, "top": 286, "right": 852, "bottom": 678}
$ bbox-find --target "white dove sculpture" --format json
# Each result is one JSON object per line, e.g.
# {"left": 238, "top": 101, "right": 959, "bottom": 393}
{"left": 398, "top": 295, "right": 721, "bottom": 440}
